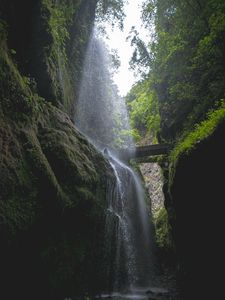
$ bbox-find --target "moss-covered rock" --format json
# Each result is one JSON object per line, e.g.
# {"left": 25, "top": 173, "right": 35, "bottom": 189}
{"left": 154, "top": 207, "right": 173, "bottom": 253}
{"left": 165, "top": 112, "right": 225, "bottom": 299}
{"left": 0, "top": 22, "right": 112, "bottom": 299}
{"left": 0, "top": 0, "right": 97, "bottom": 116}
{"left": 169, "top": 101, "right": 225, "bottom": 186}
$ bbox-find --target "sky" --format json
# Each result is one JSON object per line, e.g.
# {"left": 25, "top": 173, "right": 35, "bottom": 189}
{"left": 103, "top": 0, "right": 149, "bottom": 97}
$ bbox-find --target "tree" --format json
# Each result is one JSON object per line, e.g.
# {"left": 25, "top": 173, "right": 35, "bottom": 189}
{"left": 96, "top": 0, "right": 126, "bottom": 29}
{"left": 130, "top": 0, "right": 225, "bottom": 141}
{"left": 126, "top": 78, "right": 160, "bottom": 142}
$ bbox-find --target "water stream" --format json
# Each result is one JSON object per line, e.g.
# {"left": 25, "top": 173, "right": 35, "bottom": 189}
{"left": 74, "top": 28, "right": 157, "bottom": 298}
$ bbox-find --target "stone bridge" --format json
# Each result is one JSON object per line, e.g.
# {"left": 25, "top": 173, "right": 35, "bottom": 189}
{"left": 115, "top": 144, "right": 171, "bottom": 161}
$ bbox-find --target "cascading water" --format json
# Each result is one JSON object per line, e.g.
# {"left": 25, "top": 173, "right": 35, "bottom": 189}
{"left": 74, "top": 28, "right": 157, "bottom": 296}
{"left": 104, "top": 155, "right": 155, "bottom": 293}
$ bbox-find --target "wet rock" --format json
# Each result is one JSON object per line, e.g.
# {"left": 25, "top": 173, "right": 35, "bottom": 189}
{"left": 139, "top": 162, "right": 165, "bottom": 214}
{"left": 0, "top": 40, "right": 112, "bottom": 299}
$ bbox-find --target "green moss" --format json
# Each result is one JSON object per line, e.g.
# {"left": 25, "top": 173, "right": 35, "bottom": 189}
{"left": 131, "top": 154, "right": 167, "bottom": 164}
{"left": 0, "top": 19, "right": 7, "bottom": 45}
{"left": 0, "top": 36, "right": 43, "bottom": 122}
{"left": 169, "top": 101, "right": 225, "bottom": 183}
{"left": 40, "top": 0, "right": 79, "bottom": 110}
{"left": 43, "top": 0, "right": 77, "bottom": 52}
{"left": 0, "top": 189, "right": 39, "bottom": 235}
{"left": 0, "top": 123, "right": 39, "bottom": 235}
{"left": 24, "top": 129, "right": 73, "bottom": 207}
{"left": 0, "top": 3, "right": 116, "bottom": 295}
{"left": 154, "top": 207, "right": 173, "bottom": 251}
{"left": 0, "top": 157, "right": 38, "bottom": 235}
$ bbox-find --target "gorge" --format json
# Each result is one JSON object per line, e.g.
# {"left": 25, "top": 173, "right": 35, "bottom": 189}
{"left": 0, "top": 1, "right": 225, "bottom": 300}
{"left": 75, "top": 27, "right": 157, "bottom": 295}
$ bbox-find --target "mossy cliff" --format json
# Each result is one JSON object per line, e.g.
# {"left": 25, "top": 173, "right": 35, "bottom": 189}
{"left": 0, "top": 0, "right": 97, "bottom": 116}
{"left": 164, "top": 105, "right": 225, "bottom": 299}
{"left": 0, "top": 1, "right": 112, "bottom": 299}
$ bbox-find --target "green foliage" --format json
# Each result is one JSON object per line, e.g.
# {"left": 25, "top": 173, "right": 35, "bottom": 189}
{"left": 129, "top": 0, "right": 225, "bottom": 142}
{"left": 10, "top": 49, "right": 16, "bottom": 55}
{"left": 0, "top": 19, "right": 7, "bottom": 44}
{"left": 113, "top": 128, "right": 141, "bottom": 147}
{"left": 170, "top": 100, "right": 225, "bottom": 165}
{"left": 128, "top": 27, "right": 151, "bottom": 75}
{"left": 154, "top": 207, "right": 173, "bottom": 251}
{"left": 126, "top": 78, "right": 160, "bottom": 140}
{"left": 0, "top": 3, "right": 115, "bottom": 296}
{"left": 0, "top": 41, "right": 42, "bottom": 121}
{"left": 0, "top": 36, "right": 110, "bottom": 293}
{"left": 111, "top": 107, "right": 139, "bottom": 147}
{"left": 133, "top": 154, "right": 167, "bottom": 164}
{"left": 110, "top": 48, "right": 121, "bottom": 71}
{"left": 43, "top": 0, "right": 75, "bottom": 60}
{"left": 96, "top": 0, "right": 126, "bottom": 29}
{"left": 40, "top": 0, "right": 78, "bottom": 109}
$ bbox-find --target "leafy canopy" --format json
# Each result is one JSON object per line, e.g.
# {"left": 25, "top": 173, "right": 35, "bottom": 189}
{"left": 126, "top": 78, "right": 160, "bottom": 142}
{"left": 128, "top": 0, "right": 225, "bottom": 142}
{"left": 96, "top": 0, "right": 126, "bottom": 29}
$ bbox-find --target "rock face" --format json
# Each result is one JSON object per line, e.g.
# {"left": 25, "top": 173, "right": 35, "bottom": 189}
{"left": 0, "top": 0, "right": 97, "bottom": 116}
{"left": 0, "top": 1, "right": 112, "bottom": 299}
{"left": 167, "top": 121, "right": 225, "bottom": 299}
{"left": 139, "top": 163, "right": 164, "bottom": 214}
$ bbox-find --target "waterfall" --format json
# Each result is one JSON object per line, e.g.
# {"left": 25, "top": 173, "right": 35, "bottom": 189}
{"left": 74, "top": 28, "right": 156, "bottom": 295}
{"left": 74, "top": 28, "right": 132, "bottom": 149}
{"left": 104, "top": 154, "right": 155, "bottom": 292}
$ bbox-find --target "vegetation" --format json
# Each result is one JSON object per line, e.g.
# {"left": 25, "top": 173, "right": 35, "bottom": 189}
{"left": 43, "top": 0, "right": 75, "bottom": 59}
{"left": 0, "top": 31, "right": 41, "bottom": 122}
{"left": 0, "top": 19, "right": 7, "bottom": 42}
{"left": 171, "top": 101, "right": 225, "bottom": 158}
{"left": 154, "top": 207, "right": 173, "bottom": 252}
{"left": 40, "top": 0, "right": 77, "bottom": 109}
{"left": 0, "top": 35, "right": 111, "bottom": 297}
{"left": 96, "top": 0, "right": 126, "bottom": 29}
{"left": 1, "top": 0, "right": 225, "bottom": 297}
{"left": 0, "top": 1, "right": 119, "bottom": 297}
{"left": 126, "top": 0, "right": 225, "bottom": 264}
{"left": 126, "top": 78, "right": 160, "bottom": 142}
{"left": 129, "top": 0, "right": 225, "bottom": 143}
{"left": 169, "top": 100, "right": 225, "bottom": 182}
